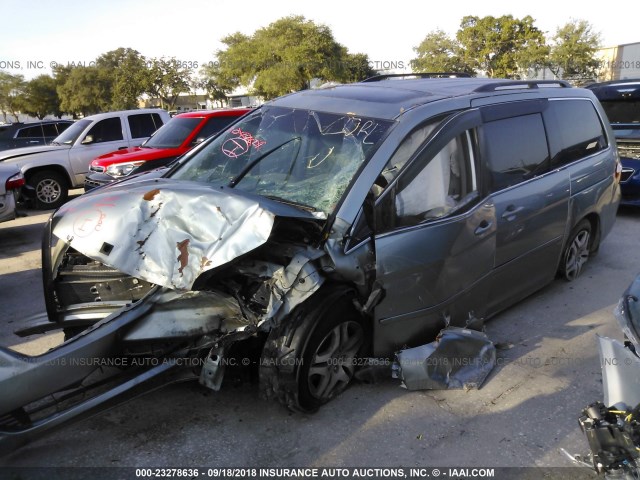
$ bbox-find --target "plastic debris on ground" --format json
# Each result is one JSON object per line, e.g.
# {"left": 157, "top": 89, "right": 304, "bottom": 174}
{"left": 392, "top": 327, "right": 496, "bottom": 390}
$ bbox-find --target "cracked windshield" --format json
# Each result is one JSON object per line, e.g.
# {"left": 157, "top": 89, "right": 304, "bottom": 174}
{"left": 171, "top": 106, "right": 393, "bottom": 213}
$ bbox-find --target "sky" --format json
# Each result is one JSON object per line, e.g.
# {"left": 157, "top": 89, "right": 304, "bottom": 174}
{"left": 1, "top": 0, "right": 638, "bottom": 80}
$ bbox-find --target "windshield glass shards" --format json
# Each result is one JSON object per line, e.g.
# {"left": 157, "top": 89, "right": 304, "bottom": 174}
{"left": 171, "top": 107, "right": 393, "bottom": 213}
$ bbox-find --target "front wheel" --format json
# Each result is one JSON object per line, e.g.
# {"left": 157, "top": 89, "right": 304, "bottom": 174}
{"left": 28, "top": 170, "right": 68, "bottom": 210}
{"left": 260, "top": 287, "right": 369, "bottom": 412}
{"left": 559, "top": 219, "right": 592, "bottom": 281}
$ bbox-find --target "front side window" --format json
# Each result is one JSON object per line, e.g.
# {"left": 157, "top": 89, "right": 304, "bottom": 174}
{"left": 85, "top": 117, "right": 123, "bottom": 144}
{"left": 482, "top": 114, "right": 549, "bottom": 191}
{"left": 171, "top": 106, "right": 393, "bottom": 214}
{"left": 394, "top": 131, "right": 476, "bottom": 224}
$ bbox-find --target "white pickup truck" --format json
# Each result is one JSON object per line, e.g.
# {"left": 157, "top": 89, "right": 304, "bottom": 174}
{"left": 0, "top": 109, "right": 169, "bottom": 209}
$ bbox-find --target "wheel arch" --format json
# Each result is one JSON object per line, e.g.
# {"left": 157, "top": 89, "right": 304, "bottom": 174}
{"left": 24, "top": 164, "right": 72, "bottom": 188}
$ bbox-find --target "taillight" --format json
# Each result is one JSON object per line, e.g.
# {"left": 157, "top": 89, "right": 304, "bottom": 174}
{"left": 5, "top": 171, "right": 25, "bottom": 190}
{"left": 615, "top": 159, "right": 623, "bottom": 184}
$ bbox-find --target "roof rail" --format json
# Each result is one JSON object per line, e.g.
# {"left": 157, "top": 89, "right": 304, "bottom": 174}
{"left": 362, "top": 72, "right": 472, "bottom": 82}
{"left": 474, "top": 80, "right": 571, "bottom": 92}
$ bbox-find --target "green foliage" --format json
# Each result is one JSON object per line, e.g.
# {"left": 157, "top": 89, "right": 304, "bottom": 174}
{"left": 57, "top": 66, "right": 111, "bottom": 116}
{"left": 548, "top": 19, "right": 602, "bottom": 80}
{"left": 411, "top": 30, "right": 474, "bottom": 74}
{"left": 144, "top": 57, "right": 192, "bottom": 109}
{"left": 456, "top": 15, "right": 548, "bottom": 78}
{"left": 96, "top": 48, "right": 149, "bottom": 109}
{"left": 339, "top": 53, "right": 377, "bottom": 83}
{"left": 22, "top": 75, "right": 62, "bottom": 119}
{"left": 0, "top": 71, "right": 26, "bottom": 122}
{"left": 213, "top": 16, "right": 348, "bottom": 99}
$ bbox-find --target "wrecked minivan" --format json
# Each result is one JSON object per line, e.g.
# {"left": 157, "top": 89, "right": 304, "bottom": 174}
{"left": 0, "top": 75, "right": 621, "bottom": 451}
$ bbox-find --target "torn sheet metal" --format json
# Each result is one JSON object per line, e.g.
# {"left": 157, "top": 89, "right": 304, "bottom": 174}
{"left": 598, "top": 335, "right": 640, "bottom": 408}
{"left": 51, "top": 180, "right": 275, "bottom": 291}
{"left": 392, "top": 327, "right": 496, "bottom": 390}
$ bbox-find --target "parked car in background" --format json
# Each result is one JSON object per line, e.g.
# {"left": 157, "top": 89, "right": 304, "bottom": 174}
{"left": 84, "top": 108, "right": 250, "bottom": 191}
{"left": 0, "top": 109, "right": 169, "bottom": 209}
{"left": 587, "top": 79, "right": 640, "bottom": 206}
{"left": 0, "top": 164, "right": 27, "bottom": 223}
{"left": 0, "top": 120, "right": 73, "bottom": 152}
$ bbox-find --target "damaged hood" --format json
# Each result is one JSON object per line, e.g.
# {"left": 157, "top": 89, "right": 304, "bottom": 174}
{"left": 51, "top": 178, "right": 320, "bottom": 291}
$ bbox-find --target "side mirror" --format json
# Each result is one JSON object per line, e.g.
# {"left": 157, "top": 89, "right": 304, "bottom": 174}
{"left": 81, "top": 135, "right": 94, "bottom": 145}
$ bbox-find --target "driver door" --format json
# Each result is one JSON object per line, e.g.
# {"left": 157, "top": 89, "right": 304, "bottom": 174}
{"left": 372, "top": 110, "right": 496, "bottom": 356}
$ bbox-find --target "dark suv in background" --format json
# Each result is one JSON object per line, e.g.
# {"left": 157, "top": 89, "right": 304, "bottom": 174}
{"left": 587, "top": 79, "right": 640, "bottom": 206}
{"left": 0, "top": 120, "right": 73, "bottom": 152}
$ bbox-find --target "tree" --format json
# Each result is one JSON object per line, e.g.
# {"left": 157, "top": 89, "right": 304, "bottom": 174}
{"left": 411, "top": 30, "right": 474, "bottom": 74}
{"left": 21, "top": 75, "right": 62, "bottom": 119}
{"left": 214, "top": 16, "right": 347, "bottom": 99}
{"left": 0, "top": 71, "right": 26, "bottom": 122}
{"left": 144, "top": 57, "right": 192, "bottom": 109}
{"left": 96, "top": 48, "right": 149, "bottom": 109}
{"left": 456, "top": 15, "right": 548, "bottom": 78}
{"left": 548, "top": 19, "right": 601, "bottom": 81}
{"left": 200, "top": 62, "right": 239, "bottom": 108}
{"left": 57, "top": 66, "right": 111, "bottom": 116}
{"left": 339, "top": 53, "right": 377, "bottom": 83}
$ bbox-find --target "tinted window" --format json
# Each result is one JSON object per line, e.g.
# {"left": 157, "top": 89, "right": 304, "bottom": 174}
{"left": 85, "top": 117, "right": 123, "bottom": 143}
{"left": 56, "top": 122, "right": 72, "bottom": 135}
{"left": 483, "top": 114, "right": 549, "bottom": 191}
{"left": 191, "top": 116, "right": 238, "bottom": 145}
{"left": 16, "top": 125, "right": 44, "bottom": 138}
{"left": 145, "top": 118, "right": 201, "bottom": 149}
{"left": 547, "top": 100, "right": 607, "bottom": 167}
{"left": 41, "top": 124, "right": 59, "bottom": 137}
{"left": 128, "top": 113, "right": 163, "bottom": 139}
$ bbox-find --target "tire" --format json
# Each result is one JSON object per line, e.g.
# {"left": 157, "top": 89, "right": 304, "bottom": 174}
{"left": 260, "top": 286, "right": 369, "bottom": 412}
{"left": 559, "top": 219, "right": 592, "bottom": 281}
{"left": 28, "top": 170, "right": 68, "bottom": 210}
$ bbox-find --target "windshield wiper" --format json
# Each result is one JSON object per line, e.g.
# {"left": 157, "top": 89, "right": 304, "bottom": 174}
{"left": 228, "top": 137, "right": 301, "bottom": 188}
{"left": 262, "top": 195, "right": 317, "bottom": 212}
{"left": 50, "top": 141, "right": 60, "bottom": 146}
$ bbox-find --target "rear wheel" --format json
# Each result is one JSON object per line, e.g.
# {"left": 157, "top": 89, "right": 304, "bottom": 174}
{"left": 29, "top": 170, "right": 68, "bottom": 210}
{"left": 560, "top": 219, "right": 592, "bottom": 281}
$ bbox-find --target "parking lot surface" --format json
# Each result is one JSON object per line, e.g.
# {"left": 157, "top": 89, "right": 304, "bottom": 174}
{"left": 1, "top": 204, "right": 638, "bottom": 475}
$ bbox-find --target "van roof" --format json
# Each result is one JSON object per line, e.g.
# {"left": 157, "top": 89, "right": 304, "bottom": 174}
{"left": 270, "top": 77, "right": 584, "bottom": 120}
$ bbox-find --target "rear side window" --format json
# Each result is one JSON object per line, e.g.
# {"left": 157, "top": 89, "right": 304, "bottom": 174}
{"left": 192, "top": 116, "right": 238, "bottom": 144}
{"left": 482, "top": 114, "right": 549, "bottom": 192}
{"left": 86, "top": 117, "right": 123, "bottom": 143}
{"left": 16, "top": 125, "right": 44, "bottom": 138}
{"left": 128, "top": 113, "right": 164, "bottom": 139}
{"left": 546, "top": 100, "right": 607, "bottom": 168}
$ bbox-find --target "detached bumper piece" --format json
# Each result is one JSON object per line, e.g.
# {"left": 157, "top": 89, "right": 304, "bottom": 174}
{"left": 392, "top": 327, "right": 496, "bottom": 390}
{"left": 579, "top": 401, "right": 640, "bottom": 476}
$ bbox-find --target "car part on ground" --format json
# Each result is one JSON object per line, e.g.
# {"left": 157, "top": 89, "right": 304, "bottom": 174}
{"left": 392, "top": 327, "right": 496, "bottom": 390}
{"left": 573, "top": 274, "right": 640, "bottom": 477}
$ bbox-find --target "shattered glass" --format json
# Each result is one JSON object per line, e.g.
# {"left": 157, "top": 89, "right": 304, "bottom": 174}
{"left": 171, "top": 107, "right": 393, "bottom": 214}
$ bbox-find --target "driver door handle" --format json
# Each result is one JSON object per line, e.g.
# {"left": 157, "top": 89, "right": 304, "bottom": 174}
{"left": 474, "top": 220, "right": 492, "bottom": 235}
{"left": 501, "top": 205, "right": 525, "bottom": 221}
